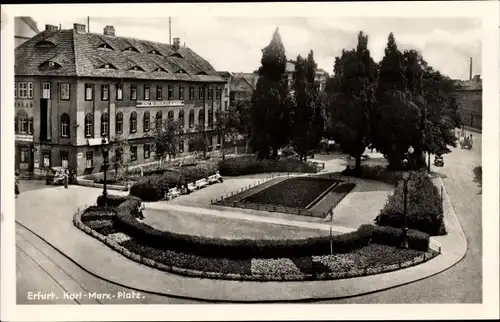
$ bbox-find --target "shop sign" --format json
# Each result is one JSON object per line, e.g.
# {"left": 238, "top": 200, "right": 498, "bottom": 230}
{"left": 136, "top": 100, "right": 184, "bottom": 107}
{"left": 15, "top": 134, "right": 34, "bottom": 142}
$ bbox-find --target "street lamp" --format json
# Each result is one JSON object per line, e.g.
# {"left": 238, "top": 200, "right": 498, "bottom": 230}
{"left": 101, "top": 137, "right": 109, "bottom": 207}
{"left": 401, "top": 158, "right": 411, "bottom": 249}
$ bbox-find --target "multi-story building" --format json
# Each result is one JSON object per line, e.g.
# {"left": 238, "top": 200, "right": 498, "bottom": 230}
{"left": 229, "top": 72, "right": 259, "bottom": 105}
{"left": 285, "top": 61, "right": 328, "bottom": 92}
{"left": 15, "top": 17, "right": 40, "bottom": 48}
{"left": 15, "top": 23, "right": 226, "bottom": 176}
{"left": 453, "top": 74, "right": 482, "bottom": 129}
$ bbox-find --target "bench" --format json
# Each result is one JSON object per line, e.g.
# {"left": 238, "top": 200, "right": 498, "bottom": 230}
{"left": 166, "top": 187, "right": 181, "bottom": 200}
{"left": 187, "top": 182, "right": 197, "bottom": 192}
{"left": 208, "top": 174, "right": 219, "bottom": 184}
{"left": 195, "top": 178, "right": 209, "bottom": 189}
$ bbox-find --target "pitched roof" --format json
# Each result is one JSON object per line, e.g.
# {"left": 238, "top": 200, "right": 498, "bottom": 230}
{"left": 231, "top": 72, "right": 259, "bottom": 90}
{"left": 15, "top": 29, "right": 225, "bottom": 83}
{"left": 218, "top": 71, "right": 232, "bottom": 79}
{"left": 453, "top": 78, "right": 482, "bottom": 91}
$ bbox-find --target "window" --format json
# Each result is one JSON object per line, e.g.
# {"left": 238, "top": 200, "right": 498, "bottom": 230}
{"left": 143, "top": 111, "right": 150, "bottom": 132}
{"left": 42, "top": 82, "right": 51, "bottom": 99}
{"left": 101, "top": 85, "right": 109, "bottom": 101}
{"left": 199, "top": 87, "right": 204, "bottom": 100}
{"left": 156, "top": 85, "right": 163, "bottom": 100}
{"left": 85, "top": 84, "right": 93, "bottom": 100}
{"left": 178, "top": 110, "right": 184, "bottom": 128}
{"left": 189, "top": 109, "right": 195, "bottom": 128}
{"left": 224, "top": 101, "right": 228, "bottom": 111}
{"left": 61, "top": 153, "right": 68, "bottom": 168}
{"left": 208, "top": 108, "right": 213, "bottom": 127}
{"left": 179, "top": 86, "right": 184, "bottom": 100}
{"left": 216, "top": 86, "right": 221, "bottom": 99}
{"left": 156, "top": 111, "right": 162, "bottom": 129}
{"left": 43, "top": 153, "right": 51, "bottom": 167}
{"left": 130, "top": 146, "right": 137, "bottom": 161}
{"left": 116, "top": 112, "right": 123, "bottom": 134}
{"left": 144, "top": 144, "right": 150, "bottom": 159}
{"left": 167, "top": 110, "right": 174, "bottom": 124}
{"left": 14, "top": 82, "right": 17, "bottom": 98}
{"left": 60, "top": 113, "right": 70, "bottom": 138}
{"left": 86, "top": 151, "right": 93, "bottom": 168}
{"left": 116, "top": 84, "right": 123, "bottom": 100}
{"left": 130, "top": 84, "right": 137, "bottom": 100}
{"left": 19, "top": 82, "right": 28, "bottom": 98}
{"left": 189, "top": 86, "right": 194, "bottom": 100}
{"left": 179, "top": 140, "right": 184, "bottom": 153}
{"left": 101, "top": 113, "right": 109, "bottom": 136}
{"left": 168, "top": 85, "right": 173, "bottom": 100}
{"left": 17, "top": 111, "right": 28, "bottom": 134}
{"left": 60, "top": 83, "right": 70, "bottom": 100}
{"left": 130, "top": 111, "right": 137, "bottom": 133}
{"left": 208, "top": 87, "right": 213, "bottom": 100}
{"left": 85, "top": 113, "right": 93, "bottom": 137}
{"left": 28, "top": 83, "right": 33, "bottom": 98}
{"left": 20, "top": 147, "right": 29, "bottom": 163}
{"left": 144, "top": 85, "right": 150, "bottom": 100}
{"left": 198, "top": 109, "right": 205, "bottom": 126}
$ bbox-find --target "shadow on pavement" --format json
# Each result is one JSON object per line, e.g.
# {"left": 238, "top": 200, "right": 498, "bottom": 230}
{"left": 473, "top": 166, "right": 482, "bottom": 194}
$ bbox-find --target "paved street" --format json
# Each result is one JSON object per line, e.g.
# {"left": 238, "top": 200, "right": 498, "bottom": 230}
{"left": 14, "top": 134, "right": 482, "bottom": 304}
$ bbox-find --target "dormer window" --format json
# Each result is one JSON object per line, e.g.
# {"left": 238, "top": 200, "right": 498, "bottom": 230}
{"left": 176, "top": 69, "right": 187, "bottom": 74}
{"left": 129, "top": 66, "right": 144, "bottom": 72}
{"left": 98, "top": 63, "right": 117, "bottom": 70}
{"left": 124, "top": 46, "right": 139, "bottom": 53}
{"left": 196, "top": 71, "right": 208, "bottom": 76}
{"left": 154, "top": 67, "right": 167, "bottom": 72}
{"left": 170, "top": 52, "right": 183, "bottom": 59}
{"left": 97, "top": 43, "right": 114, "bottom": 51}
{"left": 35, "top": 40, "right": 56, "bottom": 49}
{"left": 38, "top": 61, "right": 61, "bottom": 70}
{"left": 149, "top": 50, "right": 161, "bottom": 55}
{"left": 48, "top": 62, "right": 56, "bottom": 68}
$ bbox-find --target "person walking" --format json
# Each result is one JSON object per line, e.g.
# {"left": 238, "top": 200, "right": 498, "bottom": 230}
{"left": 15, "top": 171, "right": 20, "bottom": 198}
{"left": 64, "top": 169, "right": 69, "bottom": 189}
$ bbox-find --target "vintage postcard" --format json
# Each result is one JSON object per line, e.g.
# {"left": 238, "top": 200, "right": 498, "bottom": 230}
{"left": 1, "top": 2, "right": 499, "bottom": 321}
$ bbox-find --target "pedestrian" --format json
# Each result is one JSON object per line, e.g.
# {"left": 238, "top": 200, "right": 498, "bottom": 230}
{"left": 64, "top": 169, "right": 69, "bottom": 189}
{"left": 15, "top": 171, "right": 20, "bottom": 198}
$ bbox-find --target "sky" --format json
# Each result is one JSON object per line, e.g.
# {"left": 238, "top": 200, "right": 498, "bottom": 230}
{"left": 25, "top": 15, "right": 482, "bottom": 80}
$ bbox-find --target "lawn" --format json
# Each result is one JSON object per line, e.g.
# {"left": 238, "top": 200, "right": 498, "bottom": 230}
{"left": 142, "top": 209, "right": 331, "bottom": 240}
{"left": 243, "top": 177, "right": 340, "bottom": 209}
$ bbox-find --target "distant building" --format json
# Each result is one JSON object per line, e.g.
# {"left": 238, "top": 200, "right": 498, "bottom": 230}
{"left": 229, "top": 72, "right": 258, "bottom": 104}
{"left": 15, "top": 17, "right": 40, "bottom": 48}
{"left": 285, "top": 60, "right": 328, "bottom": 92}
{"left": 218, "top": 71, "right": 232, "bottom": 111}
{"left": 15, "top": 23, "right": 225, "bottom": 176}
{"left": 453, "top": 74, "right": 482, "bottom": 129}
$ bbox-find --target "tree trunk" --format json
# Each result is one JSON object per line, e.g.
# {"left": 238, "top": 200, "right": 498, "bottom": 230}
{"left": 245, "top": 138, "right": 249, "bottom": 154}
{"left": 354, "top": 155, "right": 362, "bottom": 175}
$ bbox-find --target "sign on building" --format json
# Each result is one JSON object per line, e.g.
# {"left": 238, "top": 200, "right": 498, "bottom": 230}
{"left": 136, "top": 100, "right": 184, "bottom": 107}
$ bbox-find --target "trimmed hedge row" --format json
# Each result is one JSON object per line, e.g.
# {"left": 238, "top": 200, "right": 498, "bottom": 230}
{"left": 376, "top": 170, "right": 445, "bottom": 236}
{"left": 113, "top": 201, "right": 430, "bottom": 259}
{"left": 96, "top": 194, "right": 141, "bottom": 208}
{"left": 218, "top": 156, "right": 318, "bottom": 176}
{"left": 129, "top": 163, "right": 218, "bottom": 201}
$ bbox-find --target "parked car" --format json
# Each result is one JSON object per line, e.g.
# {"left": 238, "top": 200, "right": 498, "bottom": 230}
{"left": 46, "top": 167, "right": 67, "bottom": 185}
{"left": 434, "top": 155, "right": 444, "bottom": 167}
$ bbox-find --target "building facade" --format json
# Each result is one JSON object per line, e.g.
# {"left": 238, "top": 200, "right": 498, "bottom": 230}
{"left": 15, "top": 23, "right": 226, "bottom": 176}
{"left": 218, "top": 71, "right": 231, "bottom": 111}
{"left": 285, "top": 61, "right": 328, "bottom": 92}
{"left": 229, "top": 72, "right": 258, "bottom": 104}
{"left": 453, "top": 74, "right": 482, "bottom": 129}
{"left": 15, "top": 17, "right": 39, "bottom": 48}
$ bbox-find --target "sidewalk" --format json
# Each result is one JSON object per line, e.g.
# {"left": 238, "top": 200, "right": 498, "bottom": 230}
{"left": 14, "top": 172, "right": 467, "bottom": 302}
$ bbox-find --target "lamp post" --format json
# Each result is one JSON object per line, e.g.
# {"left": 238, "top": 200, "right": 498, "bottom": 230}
{"left": 101, "top": 137, "right": 109, "bottom": 206}
{"left": 401, "top": 154, "right": 412, "bottom": 249}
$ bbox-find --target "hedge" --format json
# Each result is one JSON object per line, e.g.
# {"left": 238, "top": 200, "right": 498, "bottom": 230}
{"left": 368, "top": 225, "right": 430, "bottom": 251}
{"left": 218, "top": 156, "right": 318, "bottom": 176}
{"left": 113, "top": 203, "right": 429, "bottom": 259}
{"left": 96, "top": 194, "right": 141, "bottom": 208}
{"left": 375, "top": 170, "right": 445, "bottom": 236}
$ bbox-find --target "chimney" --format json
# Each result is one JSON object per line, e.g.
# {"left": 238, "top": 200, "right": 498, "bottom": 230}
{"left": 173, "top": 37, "right": 180, "bottom": 50}
{"left": 473, "top": 74, "right": 481, "bottom": 82}
{"left": 73, "top": 23, "right": 86, "bottom": 33}
{"left": 45, "top": 24, "right": 58, "bottom": 32}
{"left": 103, "top": 25, "right": 115, "bottom": 36}
{"left": 469, "top": 57, "right": 473, "bottom": 80}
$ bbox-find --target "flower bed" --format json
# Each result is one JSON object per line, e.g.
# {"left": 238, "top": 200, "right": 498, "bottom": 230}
{"left": 218, "top": 155, "right": 319, "bottom": 176}
{"left": 242, "top": 177, "right": 340, "bottom": 209}
{"left": 74, "top": 206, "right": 439, "bottom": 281}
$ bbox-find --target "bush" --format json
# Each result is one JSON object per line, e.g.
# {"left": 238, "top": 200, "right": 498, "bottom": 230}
{"left": 375, "top": 170, "right": 445, "bottom": 236}
{"left": 114, "top": 207, "right": 374, "bottom": 259}
{"left": 96, "top": 194, "right": 141, "bottom": 208}
{"left": 218, "top": 156, "right": 318, "bottom": 176}
{"left": 367, "top": 225, "right": 430, "bottom": 251}
{"left": 342, "top": 164, "right": 402, "bottom": 186}
{"left": 129, "top": 176, "right": 165, "bottom": 201}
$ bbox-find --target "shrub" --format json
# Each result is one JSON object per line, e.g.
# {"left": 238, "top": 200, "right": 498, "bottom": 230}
{"left": 367, "top": 225, "right": 430, "bottom": 251}
{"left": 218, "top": 156, "right": 318, "bottom": 176}
{"left": 129, "top": 176, "right": 165, "bottom": 201}
{"left": 114, "top": 207, "right": 373, "bottom": 259}
{"left": 342, "top": 164, "right": 402, "bottom": 186}
{"left": 96, "top": 194, "right": 141, "bottom": 208}
{"left": 375, "top": 170, "right": 445, "bottom": 236}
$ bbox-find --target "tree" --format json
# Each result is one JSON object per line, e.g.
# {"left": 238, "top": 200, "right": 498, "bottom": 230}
{"left": 325, "top": 31, "right": 377, "bottom": 174}
{"left": 110, "top": 135, "right": 130, "bottom": 177}
{"left": 214, "top": 107, "right": 240, "bottom": 160}
{"left": 151, "top": 118, "right": 183, "bottom": 167}
{"left": 250, "top": 28, "right": 290, "bottom": 159}
{"left": 189, "top": 123, "right": 208, "bottom": 158}
{"left": 234, "top": 98, "right": 252, "bottom": 153}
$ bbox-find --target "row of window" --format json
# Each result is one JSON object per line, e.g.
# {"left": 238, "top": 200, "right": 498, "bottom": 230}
{"left": 85, "top": 109, "right": 214, "bottom": 138}
{"left": 14, "top": 81, "right": 222, "bottom": 101}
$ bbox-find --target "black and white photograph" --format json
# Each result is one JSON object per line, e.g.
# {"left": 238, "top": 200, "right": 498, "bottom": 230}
{"left": 1, "top": 2, "right": 499, "bottom": 321}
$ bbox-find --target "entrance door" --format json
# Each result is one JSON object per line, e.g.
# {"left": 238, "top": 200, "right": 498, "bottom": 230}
{"left": 40, "top": 99, "right": 48, "bottom": 141}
